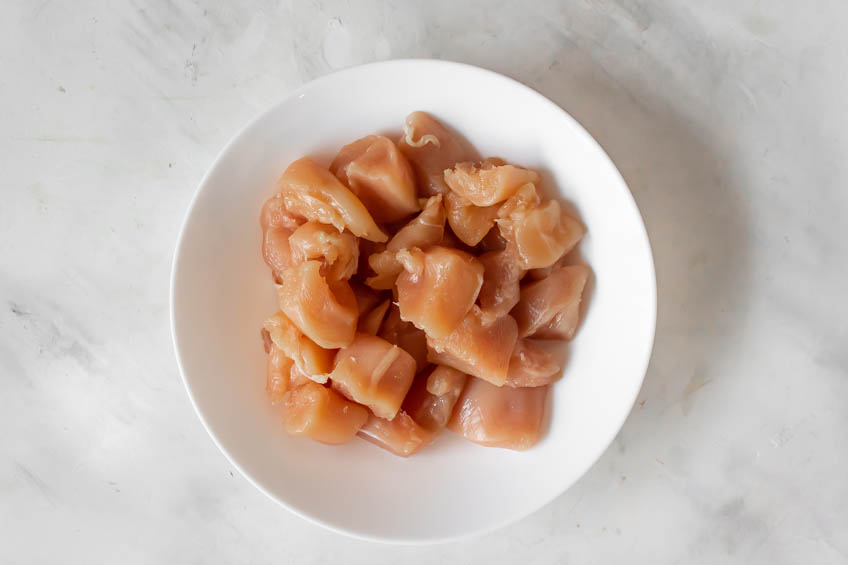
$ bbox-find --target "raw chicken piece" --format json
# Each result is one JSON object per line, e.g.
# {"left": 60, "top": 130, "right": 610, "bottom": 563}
{"left": 535, "top": 300, "right": 588, "bottom": 340}
{"left": 278, "top": 261, "right": 358, "bottom": 349}
{"left": 403, "top": 365, "right": 468, "bottom": 432}
{"left": 477, "top": 248, "right": 522, "bottom": 323}
{"left": 444, "top": 161, "right": 540, "bottom": 207}
{"left": 266, "top": 345, "right": 295, "bottom": 405}
{"left": 426, "top": 306, "right": 518, "bottom": 386}
{"left": 386, "top": 194, "right": 446, "bottom": 250}
{"left": 379, "top": 305, "right": 429, "bottom": 372}
{"left": 330, "top": 135, "right": 420, "bottom": 223}
{"left": 444, "top": 191, "right": 499, "bottom": 246}
{"left": 358, "top": 298, "right": 391, "bottom": 335}
{"left": 505, "top": 339, "right": 562, "bottom": 388}
{"left": 278, "top": 157, "right": 387, "bottom": 242}
{"left": 330, "top": 333, "right": 416, "bottom": 419}
{"left": 365, "top": 250, "right": 403, "bottom": 290}
{"left": 288, "top": 363, "right": 313, "bottom": 389}
{"left": 496, "top": 182, "right": 540, "bottom": 218}
{"left": 512, "top": 264, "right": 590, "bottom": 339}
{"left": 497, "top": 200, "right": 585, "bottom": 270}
{"left": 260, "top": 195, "right": 303, "bottom": 280}
{"left": 260, "top": 193, "right": 303, "bottom": 231}
{"left": 263, "top": 312, "right": 334, "bottom": 381}
{"left": 288, "top": 221, "right": 359, "bottom": 281}
{"left": 262, "top": 226, "right": 294, "bottom": 281}
{"left": 427, "top": 364, "right": 467, "bottom": 395}
{"left": 284, "top": 382, "right": 369, "bottom": 445}
{"left": 448, "top": 377, "right": 548, "bottom": 450}
{"left": 365, "top": 194, "right": 445, "bottom": 289}
{"left": 358, "top": 411, "right": 435, "bottom": 457}
{"left": 395, "top": 246, "right": 484, "bottom": 339}
{"left": 397, "top": 111, "right": 479, "bottom": 196}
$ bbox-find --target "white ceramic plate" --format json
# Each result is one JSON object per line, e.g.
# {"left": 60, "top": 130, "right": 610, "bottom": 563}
{"left": 170, "top": 59, "right": 656, "bottom": 544}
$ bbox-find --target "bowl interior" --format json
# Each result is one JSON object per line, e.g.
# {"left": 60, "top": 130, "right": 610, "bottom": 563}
{"left": 171, "top": 60, "right": 655, "bottom": 543}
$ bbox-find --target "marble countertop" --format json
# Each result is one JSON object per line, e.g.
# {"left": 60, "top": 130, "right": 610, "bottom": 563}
{"left": 2, "top": 1, "right": 846, "bottom": 562}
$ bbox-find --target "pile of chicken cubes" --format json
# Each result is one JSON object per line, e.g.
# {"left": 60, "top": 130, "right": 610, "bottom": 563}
{"left": 259, "top": 112, "right": 589, "bottom": 456}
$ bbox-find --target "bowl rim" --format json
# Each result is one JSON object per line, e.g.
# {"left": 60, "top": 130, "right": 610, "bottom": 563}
{"left": 170, "top": 58, "right": 657, "bottom": 545}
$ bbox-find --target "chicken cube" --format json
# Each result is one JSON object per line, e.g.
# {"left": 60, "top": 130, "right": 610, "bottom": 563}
{"left": 496, "top": 182, "right": 540, "bottom": 219}
{"left": 505, "top": 339, "right": 563, "bottom": 388}
{"left": 379, "top": 305, "right": 429, "bottom": 373}
{"left": 366, "top": 194, "right": 445, "bottom": 289}
{"left": 477, "top": 248, "right": 522, "bottom": 323}
{"left": 331, "top": 135, "right": 420, "bottom": 223}
{"left": 498, "top": 200, "right": 585, "bottom": 270}
{"left": 287, "top": 221, "right": 359, "bottom": 281}
{"left": 358, "top": 411, "right": 435, "bottom": 457}
{"left": 512, "top": 264, "right": 590, "bottom": 339}
{"left": 278, "top": 157, "right": 387, "bottom": 242}
{"left": 262, "top": 226, "right": 295, "bottom": 282}
{"left": 426, "top": 306, "right": 518, "bottom": 386}
{"left": 448, "top": 377, "right": 547, "bottom": 450}
{"left": 403, "top": 365, "right": 468, "bottom": 432}
{"left": 260, "top": 194, "right": 304, "bottom": 281}
{"left": 266, "top": 344, "right": 295, "bottom": 405}
{"left": 330, "top": 333, "right": 417, "bottom": 419}
{"left": 444, "top": 160, "right": 540, "bottom": 207}
{"left": 444, "top": 191, "right": 499, "bottom": 246}
{"left": 278, "top": 261, "right": 359, "bottom": 349}
{"left": 260, "top": 193, "right": 303, "bottom": 232}
{"left": 283, "top": 382, "right": 369, "bottom": 444}
{"left": 263, "top": 312, "right": 335, "bottom": 382}
{"left": 396, "top": 246, "right": 484, "bottom": 339}
{"left": 397, "top": 111, "right": 479, "bottom": 196}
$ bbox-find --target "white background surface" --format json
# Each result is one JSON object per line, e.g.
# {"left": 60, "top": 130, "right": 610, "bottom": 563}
{"left": 1, "top": 1, "right": 846, "bottom": 563}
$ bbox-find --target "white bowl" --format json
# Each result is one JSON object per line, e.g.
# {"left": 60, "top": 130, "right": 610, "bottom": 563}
{"left": 170, "top": 59, "right": 656, "bottom": 544}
